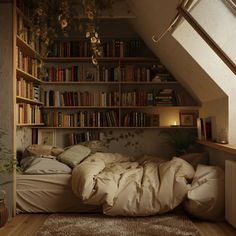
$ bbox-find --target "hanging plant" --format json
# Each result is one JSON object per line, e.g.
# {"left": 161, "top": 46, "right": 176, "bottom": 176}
{"left": 28, "top": 0, "right": 123, "bottom": 65}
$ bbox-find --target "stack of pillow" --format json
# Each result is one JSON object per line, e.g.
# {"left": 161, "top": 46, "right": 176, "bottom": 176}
{"left": 20, "top": 140, "right": 106, "bottom": 175}
{"left": 178, "top": 152, "right": 225, "bottom": 221}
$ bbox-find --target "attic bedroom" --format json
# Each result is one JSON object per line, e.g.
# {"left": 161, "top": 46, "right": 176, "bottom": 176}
{"left": 0, "top": 0, "right": 236, "bottom": 235}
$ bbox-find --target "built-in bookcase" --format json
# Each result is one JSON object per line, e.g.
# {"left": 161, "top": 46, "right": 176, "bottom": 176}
{"left": 39, "top": 39, "right": 200, "bottom": 146}
{"left": 15, "top": 0, "right": 44, "bottom": 126}
{"left": 14, "top": 0, "right": 200, "bottom": 148}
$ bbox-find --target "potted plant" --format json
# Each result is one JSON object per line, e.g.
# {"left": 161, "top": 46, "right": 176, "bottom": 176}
{"left": 0, "top": 128, "right": 16, "bottom": 228}
{"left": 161, "top": 129, "right": 197, "bottom": 156}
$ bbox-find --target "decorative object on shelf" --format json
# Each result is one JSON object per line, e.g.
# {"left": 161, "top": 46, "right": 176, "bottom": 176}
{"left": 179, "top": 111, "right": 197, "bottom": 127}
{"left": 38, "top": 129, "right": 56, "bottom": 146}
{"left": 27, "top": 0, "right": 124, "bottom": 65}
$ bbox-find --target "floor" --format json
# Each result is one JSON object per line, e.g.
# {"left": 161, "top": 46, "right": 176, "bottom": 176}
{"left": 0, "top": 214, "right": 236, "bottom": 236}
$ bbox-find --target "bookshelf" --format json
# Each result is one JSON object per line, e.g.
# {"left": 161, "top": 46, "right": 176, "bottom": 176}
{"left": 15, "top": 1, "right": 43, "bottom": 126}
{"left": 41, "top": 41, "right": 200, "bottom": 132}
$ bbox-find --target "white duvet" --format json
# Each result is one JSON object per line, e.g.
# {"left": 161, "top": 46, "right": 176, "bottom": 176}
{"left": 71, "top": 152, "right": 195, "bottom": 216}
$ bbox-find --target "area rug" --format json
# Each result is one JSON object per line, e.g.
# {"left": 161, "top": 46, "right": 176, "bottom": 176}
{"left": 36, "top": 213, "right": 201, "bottom": 236}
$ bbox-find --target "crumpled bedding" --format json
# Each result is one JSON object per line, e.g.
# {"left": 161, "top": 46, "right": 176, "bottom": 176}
{"left": 71, "top": 152, "right": 195, "bottom": 216}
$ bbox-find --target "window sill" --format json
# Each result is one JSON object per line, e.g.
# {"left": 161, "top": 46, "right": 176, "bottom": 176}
{"left": 197, "top": 140, "right": 236, "bottom": 155}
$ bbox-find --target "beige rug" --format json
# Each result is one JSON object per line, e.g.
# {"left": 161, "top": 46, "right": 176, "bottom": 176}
{"left": 36, "top": 213, "right": 201, "bottom": 236}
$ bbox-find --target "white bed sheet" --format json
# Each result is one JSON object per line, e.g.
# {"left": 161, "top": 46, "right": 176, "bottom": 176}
{"left": 16, "top": 173, "right": 100, "bottom": 213}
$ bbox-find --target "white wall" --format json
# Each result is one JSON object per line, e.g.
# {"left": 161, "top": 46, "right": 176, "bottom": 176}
{"left": 129, "top": 0, "right": 236, "bottom": 145}
{"left": 172, "top": 0, "right": 236, "bottom": 144}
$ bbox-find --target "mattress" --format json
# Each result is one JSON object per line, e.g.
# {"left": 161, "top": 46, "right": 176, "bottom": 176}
{"left": 16, "top": 173, "right": 100, "bottom": 213}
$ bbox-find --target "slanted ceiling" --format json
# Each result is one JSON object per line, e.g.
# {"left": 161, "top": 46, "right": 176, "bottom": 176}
{"left": 128, "top": 0, "right": 226, "bottom": 103}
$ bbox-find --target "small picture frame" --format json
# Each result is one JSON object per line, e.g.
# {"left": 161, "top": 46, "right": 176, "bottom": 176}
{"left": 38, "top": 129, "right": 56, "bottom": 146}
{"left": 179, "top": 112, "right": 196, "bottom": 127}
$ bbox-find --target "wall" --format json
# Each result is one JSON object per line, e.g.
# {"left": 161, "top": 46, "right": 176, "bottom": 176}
{"left": 172, "top": 0, "right": 236, "bottom": 144}
{"left": 127, "top": 0, "right": 236, "bottom": 170}
{"left": 0, "top": 1, "right": 14, "bottom": 217}
{"left": 200, "top": 97, "right": 228, "bottom": 143}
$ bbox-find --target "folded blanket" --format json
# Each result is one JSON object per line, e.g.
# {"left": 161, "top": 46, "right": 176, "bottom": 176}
{"left": 72, "top": 153, "right": 195, "bottom": 216}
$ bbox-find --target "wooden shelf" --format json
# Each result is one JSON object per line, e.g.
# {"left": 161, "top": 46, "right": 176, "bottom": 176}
{"left": 44, "top": 57, "right": 159, "bottom": 63}
{"left": 16, "top": 36, "right": 39, "bottom": 58}
{"left": 16, "top": 68, "right": 42, "bottom": 84}
{"left": 43, "top": 106, "right": 120, "bottom": 109}
{"left": 197, "top": 140, "right": 236, "bottom": 155}
{"left": 37, "top": 126, "right": 197, "bottom": 129}
{"left": 42, "top": 81, "right": 179, "bottom": 85}
{"left": 16, "top": 7, "right": 30, "bottom": 23}
{"left": 17, "top": 123, "right": 44, "bottom": 127}
{"left": 42, "top": 105, "right": 199, "bottom": 109}
{"left": 16, "top": 96, "right": 43, "bottom": 105}
{"left": 43, "top": 81, "right": 120, "bottom": 85}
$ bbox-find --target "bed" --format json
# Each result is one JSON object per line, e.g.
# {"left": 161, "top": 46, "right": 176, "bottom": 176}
{"left": 16, "top": 143, "right": 225, "bottom": 220}
{"left": 16, "top": 173, "right": 100, "bottom": 213}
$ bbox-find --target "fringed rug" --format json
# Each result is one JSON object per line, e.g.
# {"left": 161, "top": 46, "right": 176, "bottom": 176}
{"left": 36, "top": 213, "right": 201, "bottom": 236}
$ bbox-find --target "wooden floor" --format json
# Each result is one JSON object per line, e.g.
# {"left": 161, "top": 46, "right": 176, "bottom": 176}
{"left": 0, "top": 214, "right": 236, "bottom": 236}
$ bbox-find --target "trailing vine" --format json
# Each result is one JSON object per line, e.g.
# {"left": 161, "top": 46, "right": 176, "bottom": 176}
{"left": 27, "top": 0, "right": 122, "bottom": 65}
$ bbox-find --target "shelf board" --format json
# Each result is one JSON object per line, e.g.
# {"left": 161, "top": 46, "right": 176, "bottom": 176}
{"left": 44, "top": 57, "right": 159, "bottom": 63}
{"left": 16, "top": 68, "right": 42, "bottom": 84}
{"left": 42, "top": 81, "right": 179, "bottom": 85}
{"left": 16, "top": 123, "right": 44, "bottom": 127}
{"left": 36, "top": 126, "right": 197, "bottom": 129}
{"left": 16, "top": 96, "right": 44, "bottom": 105}
{"left": 43, "top": 106, "right": 120, "bottom": 109}
{"left": 197, "top": 140, "right": 236, "bottom": 155}
{"left": 42, "top": 105, "right": 199, "bottom": 109}
{"left": 16, "top": 36, "right": 40, "bottom": 58}
{"left": 119, "top": 81, "right": 179, "bottom": 85}
{"left": 43, "top": 81, "right": 120, "bottom": 85}
{"left": 16, "top": 7, "right": 30, "bottom": 23}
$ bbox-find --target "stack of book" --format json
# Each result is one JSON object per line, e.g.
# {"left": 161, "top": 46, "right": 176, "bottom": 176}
{"left": 155, "top": 89, "right": 179, "bottom": 106}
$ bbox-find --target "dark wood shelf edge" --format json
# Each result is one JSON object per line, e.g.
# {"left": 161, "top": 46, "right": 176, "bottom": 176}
{"left": 197, "top": 140, "right": 236, "bottom": 155}
{"left": 35, "top": 126, "right": 197, "bottom": 129}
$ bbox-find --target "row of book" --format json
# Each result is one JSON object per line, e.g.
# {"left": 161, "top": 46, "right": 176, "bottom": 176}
{"left": 41, "top": 110, "right": 161, "bottom": 128}
{"left": 48, "top": 40, "right": 91, "bottom": 58}
{"left": 43, "top": 89, "right": 182, "bottom": 107}
{"left": 17, "top": 14, "right": 42, "bottom": 53}
{"left": 17, "top": 47, "right": 40, "bottom": 77}
{"left": 17, "top": 78, "right": 41, "bottom": 102}
{"left": 43, "top": 90, "right": 120, "bottom": 107}
{"left": 123, "top": 112, "right": 160, "bottom": 127}
{"left": 156, "top": 89, "right": 181, "bottom": 106}
{"left": 121, "top": 91, "right": 156, "bottom": 106}
{"left": 16, "top": 103, "right": 41, "bottom": 124}
{"left": 16, "top": 0, "right": 30, "bottom": 18}
{"left": 47, "top": 39, "right": 147, "bottom": 58}
{"left": 67, "top": 131, "right": 101, "bottom": 146}
{"left": 42, "top": 110, "right": 119, "bottom": 127}
{"left": 102, "top": 39, "right": 145, "bottom": 57}
{"left": 43, "top": 66, "right": 120, "bottom": 82}
{"left": 43, "top": 64, "right": 175, "bottom": 83}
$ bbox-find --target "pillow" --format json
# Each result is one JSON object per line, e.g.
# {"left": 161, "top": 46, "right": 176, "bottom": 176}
{"left": 179, "top": 152, "right": 209, "bottom": 169}
{"left": 57, "top": 144, "right": 91, "bottom": 167}
{"left": 184, "top": 164, "right": 225, "bottom": 221}
{"left": 21, "top": 156, "right": 71, "bottom": 174}
{"left": 24, "top": 144, "right": 64, "bottom": 158}
{"left": 80, "top": 140, "right": 107, "bottom": 153}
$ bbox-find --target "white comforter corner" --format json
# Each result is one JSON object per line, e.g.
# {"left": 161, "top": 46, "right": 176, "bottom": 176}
{"left": 71, "top": 152, "right": 195, "bottom": 216}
